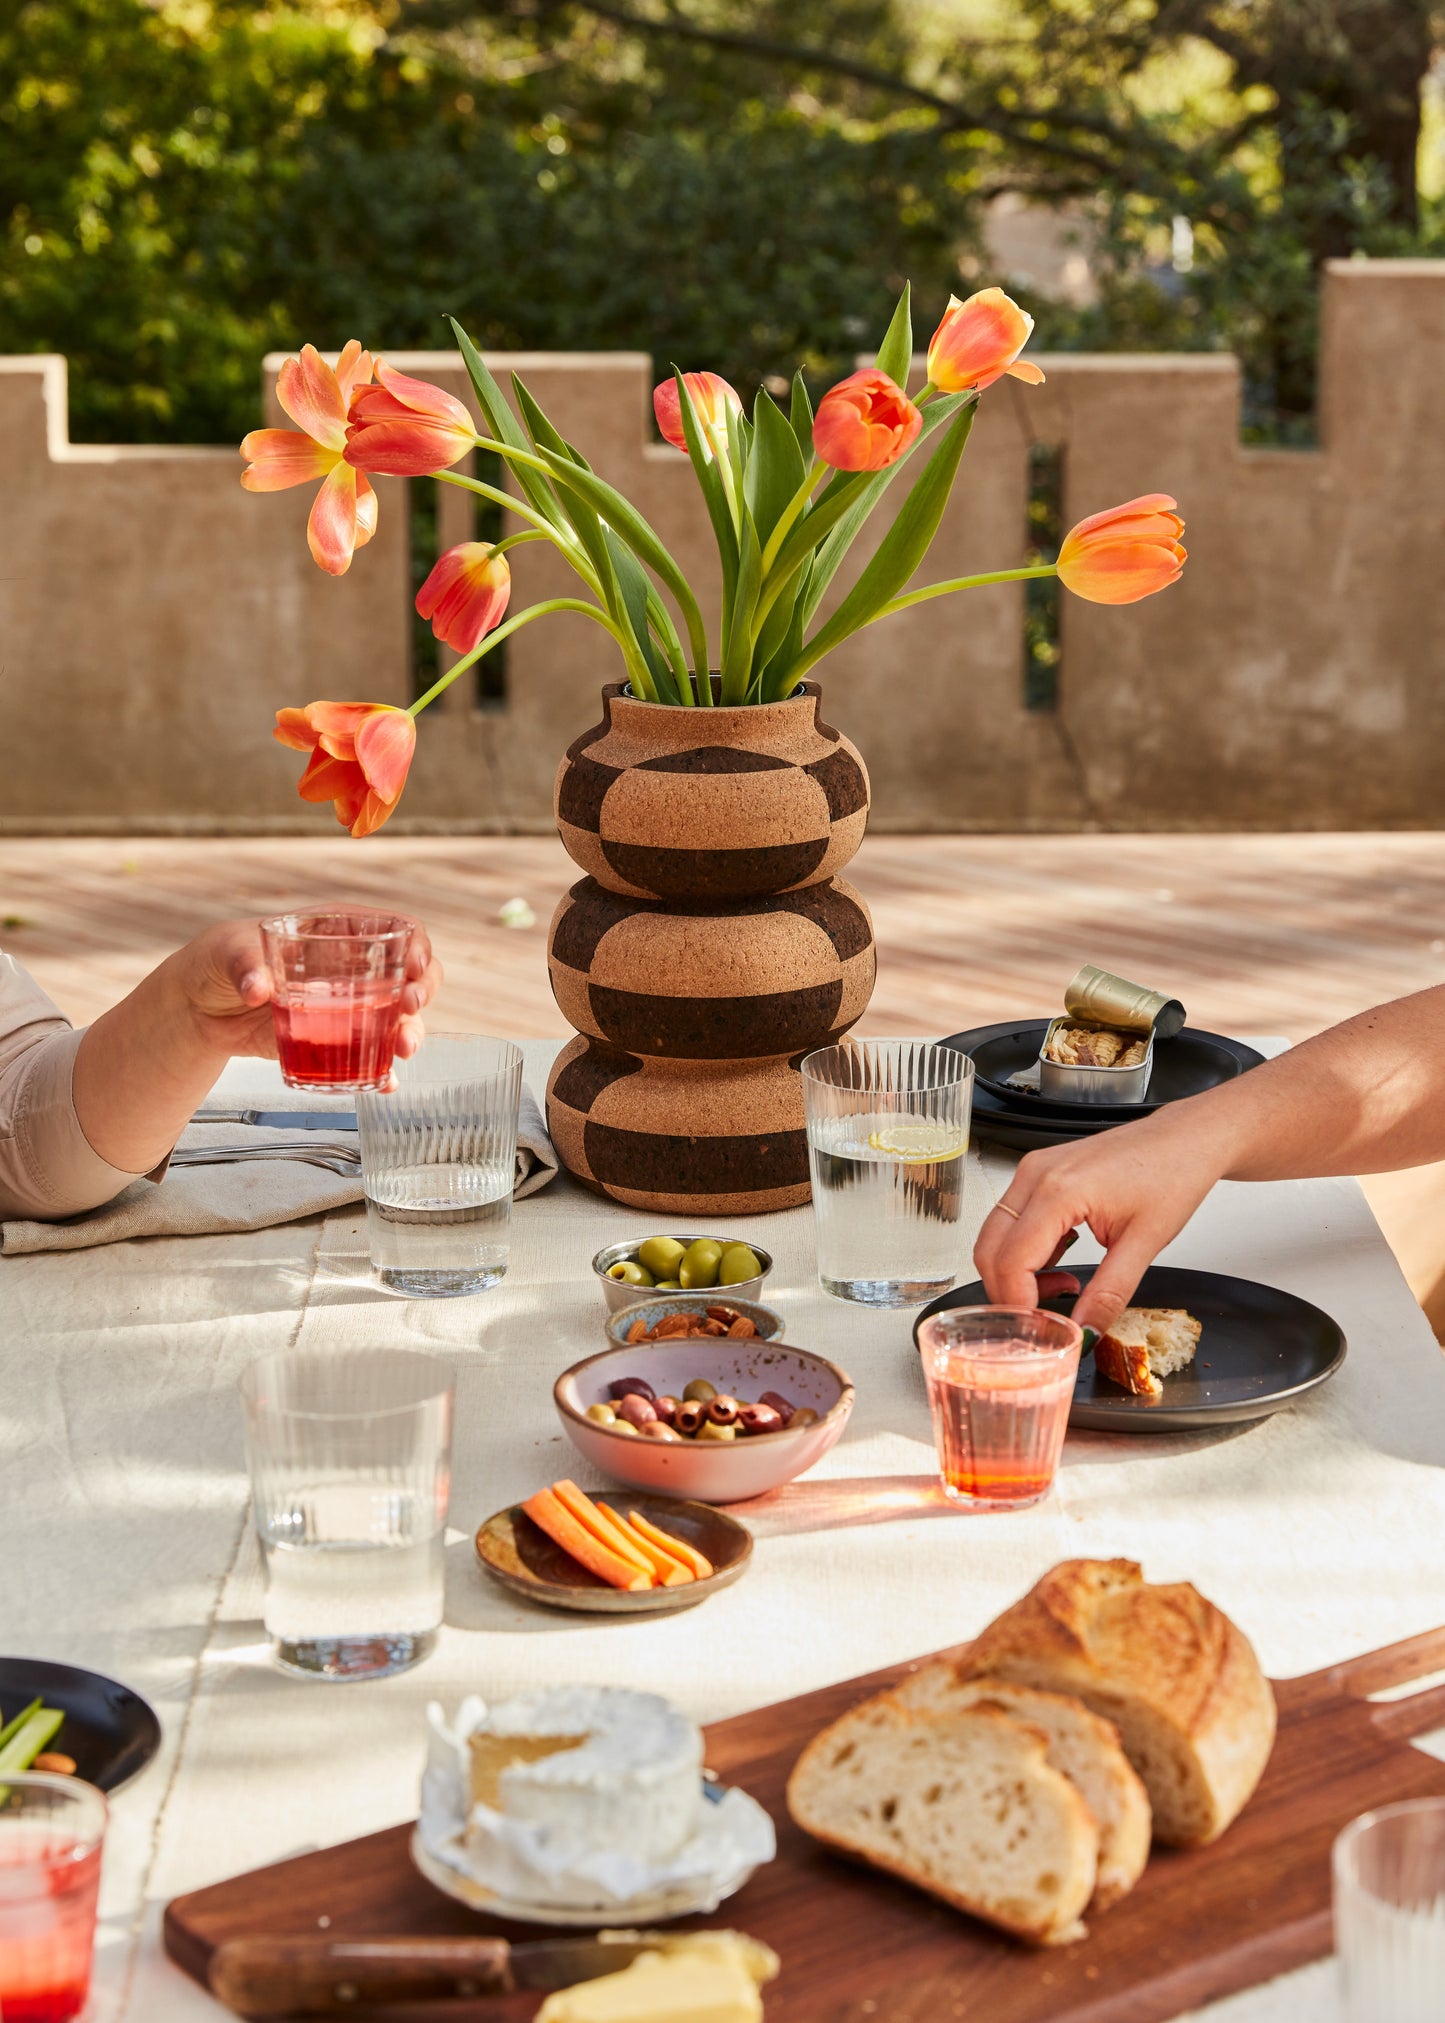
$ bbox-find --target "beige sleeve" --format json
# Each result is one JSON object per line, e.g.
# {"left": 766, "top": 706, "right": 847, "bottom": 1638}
{"left": 0, "top": 954, "right": 156, "bottom": 1220}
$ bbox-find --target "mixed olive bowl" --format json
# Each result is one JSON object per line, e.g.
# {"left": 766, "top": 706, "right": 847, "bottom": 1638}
{"left": 554, "top": 1338, "right": 854, "bottom": 1504}
{"left": 591, "top": 1236, "right": 774, "bottom": 1314}
{"left": 603, "top": 1294, "right": 786, "bottom": 1351}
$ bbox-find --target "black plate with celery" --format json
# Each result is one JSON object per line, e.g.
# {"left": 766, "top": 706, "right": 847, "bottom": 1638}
{"left": 0, "top": 1659, "right": 160, "bottom": 1793}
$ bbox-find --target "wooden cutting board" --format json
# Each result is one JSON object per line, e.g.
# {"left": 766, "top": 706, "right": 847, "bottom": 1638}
{"left": 165, "top": 1625, "right": 1445, "bottom": 2023}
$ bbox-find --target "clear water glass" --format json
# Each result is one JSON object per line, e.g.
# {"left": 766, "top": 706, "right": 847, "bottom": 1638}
{"left": 1335, "top": 1798, "right": 1445, "bottom": 2021}
{"left": 0, "top": 1773, "right": 107, "bottom": 2023}
{"left": 357, "top": 1034, "right": 523, "bottom": 1298}
{"left": 260, "top": 909, "right": 413, "bottom": 1093}
{"left": 240, "top": 1347, "right": 455, "bottom": 1681}
{"left": 918, "top": 1306, "right": 1082, "bottom": 1511}
{"left": 802, "top": 1039, "right": 975, "bottom": 1306}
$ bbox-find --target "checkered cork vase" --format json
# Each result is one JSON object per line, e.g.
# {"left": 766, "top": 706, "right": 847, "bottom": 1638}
{"left": 546, "top": 680, "right": 876, "bottom": 1213}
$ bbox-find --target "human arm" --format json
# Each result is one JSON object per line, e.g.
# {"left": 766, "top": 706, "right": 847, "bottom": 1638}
{"left": 974, "top": 983, "right": 1445, "bottom": 1334}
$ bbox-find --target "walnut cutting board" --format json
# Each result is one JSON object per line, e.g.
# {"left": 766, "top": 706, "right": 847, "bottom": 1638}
{"left": 164, "top": 1626, "right": 1445, "bottom": 2023}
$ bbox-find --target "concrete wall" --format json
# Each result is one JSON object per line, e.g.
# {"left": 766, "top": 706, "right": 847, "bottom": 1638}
{"left": 2, "top": 259, "right": 1443, "bottom": 834}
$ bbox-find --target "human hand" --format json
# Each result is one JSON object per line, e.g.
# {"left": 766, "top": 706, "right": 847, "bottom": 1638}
{"left": 169, "top": 917, "right": 443, "bottom": 1063}
{"left": 972, "top": 1109, "right": 1236, "bottom": 1336}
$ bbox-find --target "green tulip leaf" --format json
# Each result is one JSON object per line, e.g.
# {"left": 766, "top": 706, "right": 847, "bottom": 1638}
{"left": 745, "top": 389, "right": 805, "bottom": 551}
{"left": 671, "top": 366, "right": 739, "bottom": 622}
{"left": 789, "top": 370, "right": 814, "bottom": 460}
{"left": 446, "top": 317, "right": 568, "bottom": 534}
{"left": 874, "top": 282, "right": 913, "bottom": 390}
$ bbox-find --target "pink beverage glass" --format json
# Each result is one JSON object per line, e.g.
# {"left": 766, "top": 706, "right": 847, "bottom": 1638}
{"left": 917, "top": 1306, "right": 1082, "bottom": 1511}
{"left": 259, "top": 910, "right": 413, "bottom": 1093}
{"left": 0, "top": 1773, "right": 108, "bottom": 2023}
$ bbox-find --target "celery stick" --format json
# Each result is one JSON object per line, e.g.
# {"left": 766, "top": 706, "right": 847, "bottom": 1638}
{"left": 0, "top": 1707, "right": 64, "bottom": 1779}
{"left": 0, "top": 1698, "right": 41, "bottom": 1754}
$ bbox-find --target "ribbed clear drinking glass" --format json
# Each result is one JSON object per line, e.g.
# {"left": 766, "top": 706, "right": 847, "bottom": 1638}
{"left": 240, "top": 1347, "right": 455, "bottom": 1681}
{"left": 1335, "top": 1798, "right": 1445, "bottom": 2022}
{"left": 802, "top": 1039, "right": 975, "bottom": 1306}
{"left": 356, "top": 1034, "right": 523, "bottom": 1298}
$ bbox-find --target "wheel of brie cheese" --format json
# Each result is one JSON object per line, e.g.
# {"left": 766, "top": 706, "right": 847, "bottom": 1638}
{"left": 463, "top": 1685, "right": 704, "bottom": 1874}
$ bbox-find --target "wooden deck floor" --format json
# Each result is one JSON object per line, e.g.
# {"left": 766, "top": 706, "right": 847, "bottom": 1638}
{"left": 4, "top": 832, "right": 1444, "bottom": 1325}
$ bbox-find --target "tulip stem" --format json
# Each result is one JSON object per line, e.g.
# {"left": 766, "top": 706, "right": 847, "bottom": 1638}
{"left": 877, "top": 564, "right": 1058, "bottom": 616}
{"left": 407, "top": 598, "right": 643, "bottom": 717}
{"left": 489, "top": 529, "right": 551, "bottom": 560}
{"left": 760, "top": 459, "right": 824, "bottom": 577}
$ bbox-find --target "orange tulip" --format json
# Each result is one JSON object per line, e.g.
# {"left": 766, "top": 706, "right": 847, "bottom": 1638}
{"left": 813, "top": 368, "right": 922, "bottom": 472}
{"left": 653, "top": 371, "right": 743, "bottom": 458}
{"left": 274, "top": 701, "right": 417, "bottom": 838}
{"left": 1056, "top": 494, "right": 1186, "bottom": 605}
{"left": 239, "top": 341, "right": 379, "bottom": 576}
{"left": 343, "top": 361, "right": 477, "bottom": 476}
{"left": 926, "top": 288, "right": 1045, "bottom": 395}
{"left": 415, "top": 543, "right": 512, "bottom": 653}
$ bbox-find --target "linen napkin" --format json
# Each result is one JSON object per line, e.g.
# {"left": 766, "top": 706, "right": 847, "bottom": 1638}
{"left": 0, "top": 1087, "right": 559, "bottom": 1255}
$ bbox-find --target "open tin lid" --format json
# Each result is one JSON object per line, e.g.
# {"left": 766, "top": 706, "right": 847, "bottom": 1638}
{"left": 1064, "top": 963, "right": 1186, "bottom": 1039}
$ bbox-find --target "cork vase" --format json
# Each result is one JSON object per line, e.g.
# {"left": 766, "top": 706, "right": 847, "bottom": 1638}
{"left": 545, "top": 681, "right": 875, "bottom": 1213}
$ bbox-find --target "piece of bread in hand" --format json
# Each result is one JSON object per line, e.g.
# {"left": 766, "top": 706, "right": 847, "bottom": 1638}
{"left": 1094, "top": 1307, "right": 1202, "bottom": 1399}
{"left": 958, "top": 1559, "right": 1277, "bottom": 1847}
{"left": 787, "top": 1692, "right": 1099, "bottom": 1946}
{"left": 893, "top": 1664, "right": 1151, "bottom": 1909}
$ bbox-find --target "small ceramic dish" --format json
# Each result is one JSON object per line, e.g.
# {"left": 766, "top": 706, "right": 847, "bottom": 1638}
{"left": 474, "top": 1490, "right": 752, "bottom": 1616}
{"left": 592, "top": 1237, "right": 774, "bottom": 1313}
{"left": 555, "top": 1340, "right": 854, "bottom": 1504}
{"left": 604, "top": 1294, "right": 785, "bottom": 1350}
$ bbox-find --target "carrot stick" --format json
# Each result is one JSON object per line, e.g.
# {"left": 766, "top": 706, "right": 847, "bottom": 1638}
{"left": 601, "top": 1512, "right": 695, "bottom": 1587}
{"left": 551, "top": 1480, "right": 657, "bottom": 1578}
{"left": 522, "top": 1488, "right": 653, "bottom": 1591}
{"left": 627, "top": 1510, "right": 714, "bottom": 1581}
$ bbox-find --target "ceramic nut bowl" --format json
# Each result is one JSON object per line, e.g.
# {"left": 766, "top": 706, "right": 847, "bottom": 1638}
{"left": 604, "top": 1294, "right": 785, "bottom": 1350}
{"left": 555, "top": 1340, "right": 854, "bottom": 1504}
{"left": 592, "top": 1237, "right": 774, "bottom": 1313}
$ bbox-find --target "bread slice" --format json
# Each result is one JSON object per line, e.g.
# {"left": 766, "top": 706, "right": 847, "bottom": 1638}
{"left": 787, "top": 1691, "right": 1099, "bottom": 1945}
{"left": 958, "top": 1559, "right": 1277, "bottom": 1847}
{"left": 1094, "top": 1308, "right": 1202, "bottom": 1399}
{"left": 893, "top": 1664, "right": 1151, "bottom": 1909}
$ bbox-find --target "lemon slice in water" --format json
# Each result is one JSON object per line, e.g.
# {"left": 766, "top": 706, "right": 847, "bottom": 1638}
{"left": 866, "top": 1125, "right": 969, "bottom": 1164}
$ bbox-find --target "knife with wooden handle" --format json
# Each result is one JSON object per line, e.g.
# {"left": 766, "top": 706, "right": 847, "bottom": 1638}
{"left": 208, "top": 1933, "right": 664, "bottom": 2015}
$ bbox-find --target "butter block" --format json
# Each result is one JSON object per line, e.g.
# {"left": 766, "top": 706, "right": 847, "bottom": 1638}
{"left": 537, "top": 1934, "right": 771, "bottom": 2023}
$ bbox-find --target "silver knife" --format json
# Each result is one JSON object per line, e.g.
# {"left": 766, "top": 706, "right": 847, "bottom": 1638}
{"left": 195, "top": 1109, "right": 359, "bottom": 1132}
{"left": 208, "top": 1932, "right": 676, "bottom": 2016}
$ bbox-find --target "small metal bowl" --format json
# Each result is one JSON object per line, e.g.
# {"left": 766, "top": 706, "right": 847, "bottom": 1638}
{"left": 1037, "top": 1016, "right": 1155, "bottom": 1107}
{"left": 605, "top": 1294, "right": 785, "bottom": 1349}
{"left": 592, "top": 1236, "right": 774, "bottom": 1313}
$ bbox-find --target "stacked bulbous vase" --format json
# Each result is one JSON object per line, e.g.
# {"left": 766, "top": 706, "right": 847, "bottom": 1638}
{"left": 545, "top": 680, "right": 876, "bottom": 1213}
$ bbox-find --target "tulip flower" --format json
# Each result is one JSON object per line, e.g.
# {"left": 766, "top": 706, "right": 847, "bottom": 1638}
{"left": 1056, "top": 494, "right": 1187, "bottom": 605}
{"left": 415, "top": 542, "right": 512, "bottom": 654}
{"left": 344, "top": 361, "right": 477, "bottom": 476}
{"left": 926, "top": 288, "right": 1046, "bottom": 395}
{"left": 654, "top": 371, "right": 743, "bottom": 459}
{"left": 274, "top": 701, "right": 417, "bottom": 838}
{"left": 239, "top": 341, "right": 379, "bottom": 576}
{"left": 813, "top": 368, "right": 922, "bottom": 473}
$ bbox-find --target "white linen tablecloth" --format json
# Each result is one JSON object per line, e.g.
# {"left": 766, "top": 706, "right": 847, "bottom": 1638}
{"left": 4, "top": 1042, "right": 1444, "bottom": 2023}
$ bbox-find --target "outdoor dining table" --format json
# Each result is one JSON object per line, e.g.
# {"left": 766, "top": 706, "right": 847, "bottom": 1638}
{"left": 5, "top": 1038, "right": 1445, "bottom": 2023}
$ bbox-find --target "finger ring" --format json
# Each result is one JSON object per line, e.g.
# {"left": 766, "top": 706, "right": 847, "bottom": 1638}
{"left": 994, "top": 1200, "right": 1022, "bottom": 1221}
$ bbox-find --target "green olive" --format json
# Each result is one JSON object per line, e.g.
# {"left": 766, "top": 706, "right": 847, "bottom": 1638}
{"left": 610, "top": 1419, "right": 640, "bottom": 1437}
{"left": 585, "top": 1402, "right": 618, "bottom": 1426}
{"left": 682, "top": 1378, "right": 718, "bottom": 1404}
{"left": 718, "top": 1243, "right": 763, "bottom": 1286}
{"left": 653, "top": 1279, "right": 683, "bottom": 1290}
{"left": 678, "top": 1239, "right": 723, "bottom": 1289}
{"left": 695, "top": 1419, "right": 737, "bottom": 1443}
{"left": 607, "top": 1259, "right": 655, "bottom": 1286}
{"left": 637, "top": 1236, "right": 687, "bottom": 1279}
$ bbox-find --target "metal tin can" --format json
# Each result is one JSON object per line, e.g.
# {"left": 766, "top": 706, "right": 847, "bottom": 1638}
{"left": 1064, "top": 965, "right": 1186, "bottom": 1039}
{"left": 1037, "top": 1015, "right": 1155, "bottom": 1106}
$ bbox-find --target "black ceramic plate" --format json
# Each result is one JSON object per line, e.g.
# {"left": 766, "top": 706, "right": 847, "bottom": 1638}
{"left": 0, "top": 1659, "right": 161, "bottom": 1793}
{"left": 948, "top": 1021, "right": 1265, "bottom": 1122}
{"left": 914, "top": 1264, "right": 1347, "bottom": 1431}
{"left": 475, "top": 1491, "right": 752, "bottom": 1615}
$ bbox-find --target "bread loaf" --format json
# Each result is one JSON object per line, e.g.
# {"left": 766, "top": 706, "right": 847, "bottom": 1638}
{"left": 1094, "top": 1309, "right": 1201, "bottom": 1399}
{"left": 893, "top": 1664, "right": 1151, "bottom": 1908}
{"left": 787, "top": 1691, "right": 1100, "bottom": 1946}
{"left": 958, "top": 1558, "right": 1276, "bottom": 1846}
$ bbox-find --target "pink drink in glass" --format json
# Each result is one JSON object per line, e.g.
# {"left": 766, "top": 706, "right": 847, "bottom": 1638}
{"left": 260, "top": 910, "right": 412, "bottom": 1093}
{"left": 0, "top": 1775, "right": 107, "bottom": 2023}
{"left": 918, "top": 1306, "right": 1082, "bottom": 1510}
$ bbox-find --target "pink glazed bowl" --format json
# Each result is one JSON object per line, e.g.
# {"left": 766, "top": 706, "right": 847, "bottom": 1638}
{"left": 554, "top": 1339, "right": 854, "bottom": 1504}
